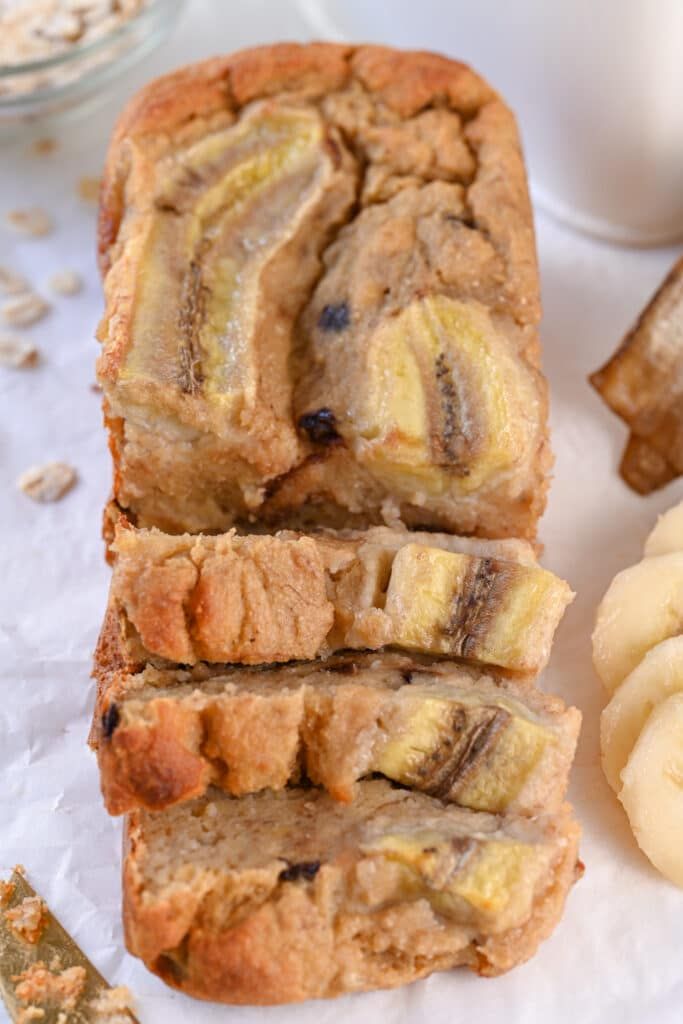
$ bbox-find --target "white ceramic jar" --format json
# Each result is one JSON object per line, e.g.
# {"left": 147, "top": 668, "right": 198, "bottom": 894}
{"left": 297, "top": 0, "right": 683, "bottom": 246}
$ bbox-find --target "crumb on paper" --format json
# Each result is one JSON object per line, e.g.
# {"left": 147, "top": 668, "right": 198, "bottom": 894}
{"left": 1, "top": 293, "right": 50, "bottom": 328}
{"left": 90, "top": 985, "right": 136, "bottom": 1022}
{"left": 0, "top": 335, "right": 40, "bottom": 368}
{"left": 48, "top": 269, "right": 82, "bottom": 296}
{"left": 78, "top": 176, "right": 101, "bottom": 203}
{"left": 4, "top": 896, "right": 47, "bottom": 943}
{"left": 0, "top": 879, "right": 15, "bottom": 905}
{"left": 0, "top": 266, "right": 29, "bottom": 295}
{"left": 13, "top": 962, "right": 86, "bottom": 1011}
{"left": 90, "top": 381, "right": 103, "bottom": 393}
{"left": 6, "top": 208, "right": 53, "bottom": 237}
{"left": 29, "top": 137, "right": 58, "bottom": 157}
{"left": 18, "top": 462, "right": 77, "bottom": 503}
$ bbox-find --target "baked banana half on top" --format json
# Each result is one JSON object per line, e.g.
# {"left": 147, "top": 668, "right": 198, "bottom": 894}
{"left": 97, "top": 43, "right": 549, "bottom": 540}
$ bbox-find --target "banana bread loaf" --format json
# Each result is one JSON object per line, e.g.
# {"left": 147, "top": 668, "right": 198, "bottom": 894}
{"left": 97, "top": 43, "right": 548, "bottom": 540}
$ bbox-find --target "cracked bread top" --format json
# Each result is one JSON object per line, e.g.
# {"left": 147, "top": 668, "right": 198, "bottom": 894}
{"left": 97, "top": 43, "right": 547, "bottom": 539}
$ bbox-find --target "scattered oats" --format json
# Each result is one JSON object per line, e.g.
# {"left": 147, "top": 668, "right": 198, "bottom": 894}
{"left": 0, "top": 266, "right": 29, "bottom": 295}
{"left": 0, "top": 336, "right": 40, "bottom": 368}
{"left": 90, "top": 985, "right": 136, "bottom": 1022}
{"left": 49, "top": 954, "right": 63, "bottom": 972}
{"left": 29, "top": 137, "right": 58, "bottom": 157}
{"left": 0, "top": 879, "right": 15, "bottom": 905}
{"left": 48, "top": 270, "right": 82, "bottom": 296}
{"left": 56, "top": 1013, "right": 68, "bottom": 1024}
{"left": 13, "top": 962, "right": 86, "bottom": 1011}
{"left": 78, "top": 176, "right": 101, "bottom": 203}
{"left": 2, "top": 293, "right": 50, "bottom": 327}
{"left": 6, "top": 208, "right": 53, "bottom": 237}
{"left": 4, "top": 896, "right": 47, "bottom": 943}
{"left": 18, "top": 462, "right": 77, "bottom": 503}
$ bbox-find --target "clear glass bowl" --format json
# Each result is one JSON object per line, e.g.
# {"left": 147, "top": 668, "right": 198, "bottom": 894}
{"left": 0, "top": 0, "right": 185, "bottom": 128}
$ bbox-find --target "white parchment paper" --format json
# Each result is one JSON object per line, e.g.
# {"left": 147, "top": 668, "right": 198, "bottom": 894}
{"left": 1, "top": 3, "right": 682, "bottom": 1021}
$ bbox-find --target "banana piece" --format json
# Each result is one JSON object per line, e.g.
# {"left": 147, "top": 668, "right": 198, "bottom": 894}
{"left": 592, "top": 553, "right": 683, "bottom": 693}
{"left": 644, "top": 500, "right": 683, "bottom": 557}
{"left": 384, "top": 543, "right": 573, "bottom": 673}
{"left": 601, "top": 635, "right": 683, "bottom": 792}
{"left": 366, "top": 831, "right": 551, "bottom": 928}
{"left": 355, "top": 295, "right": 542, "bottom": 498}
{"left": 619, "top": 691, "right": 683, "bottom": 887}
{"left": 375, "top": 690, "right": 552, "bottom": 812}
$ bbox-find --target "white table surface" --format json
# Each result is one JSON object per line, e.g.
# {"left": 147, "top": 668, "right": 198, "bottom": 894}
{"left": 1, "top": 2, "right": 682, "bottom": 1022}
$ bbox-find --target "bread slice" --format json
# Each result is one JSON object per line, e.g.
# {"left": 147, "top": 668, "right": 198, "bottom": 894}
{"left": 122, "top": 780, "right": 580, "bottom": 1003}
{"left": 92, "top": 638, "right": 580, "bottom": 815}
{"left": 106, "top": 518, "right": 572, "bottom": 674}
{"left": 96, "top": 43, "right": 549, "bottom": 540}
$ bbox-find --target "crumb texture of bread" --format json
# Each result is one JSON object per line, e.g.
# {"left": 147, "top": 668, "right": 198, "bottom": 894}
{"left": 92, "top": 640, "right": 580, "bottom": 815}
{"left": 122, "top": 781, "right": 580, "bottom": 1004}
{"left": 96, "top": 43, "right": 548, "bottom": 540}
{"left": 590, "top": 255, "right": 683, "bottom": 494}
{"left": 106, "top": 521, "right": 572, "bottom": 672}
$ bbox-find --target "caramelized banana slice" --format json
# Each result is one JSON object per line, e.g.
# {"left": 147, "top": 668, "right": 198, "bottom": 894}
{"left": 590, "top": 255, "right": 683, "bottom": 494}
{"left": 357, "top": 296, "right": 541, "bottom": 496}
{"left": 100, "top": 101, "right": 355, "bottom": 471}
{"left": 374, "top": 690, "right": 553, "bottom": 811}
{"left": 362, "top": 828, "right": 553, "bottom": 929}
{"left": 384, "top": 544, "right": 573, "bottom": 672}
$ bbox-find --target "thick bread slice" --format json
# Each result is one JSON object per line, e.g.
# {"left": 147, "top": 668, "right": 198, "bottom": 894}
{"left": 107, "top": 518, "right": 572, "bottom": 673}
{"left": 123, "top": 780, "right": 581, "bottom": 1003}
{"left": 97, "top": 43, "right": 549, "bottom": 540}
{"left": 92, "top": 638, "right": 580, "bottom": 815}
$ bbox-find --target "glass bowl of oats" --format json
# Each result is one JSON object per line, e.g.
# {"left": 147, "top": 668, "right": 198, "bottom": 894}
{"left": 0, "top": 0, "right": 185, "bottom": 126}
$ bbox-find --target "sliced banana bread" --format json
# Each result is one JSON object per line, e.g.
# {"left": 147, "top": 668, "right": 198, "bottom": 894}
{"left": 123, "top": 780, "right": 581, "bottom": 1003}
{"left": 92, "top": 639, "right": 580, "bottom": 815}
{"left": 97, "top": 43, "right": 548, "bottom": 540}
{"left": 106, "top": 519, "right": 572, "bottom": 673}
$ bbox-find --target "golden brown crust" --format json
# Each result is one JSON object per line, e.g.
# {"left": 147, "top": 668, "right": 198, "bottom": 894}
{"left": 121, "top": 786, "right": 581, "bottom": 1003}
{"left": 96, "top": 43, "right": 547, "bottom": 541}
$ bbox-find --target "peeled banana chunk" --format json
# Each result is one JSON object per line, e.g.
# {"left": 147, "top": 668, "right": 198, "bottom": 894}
{"left": 592, "top": 553, "right": 683, "bottom": 693}
{"left": 619, "top": 691, "right": 683, "bottom": 887}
